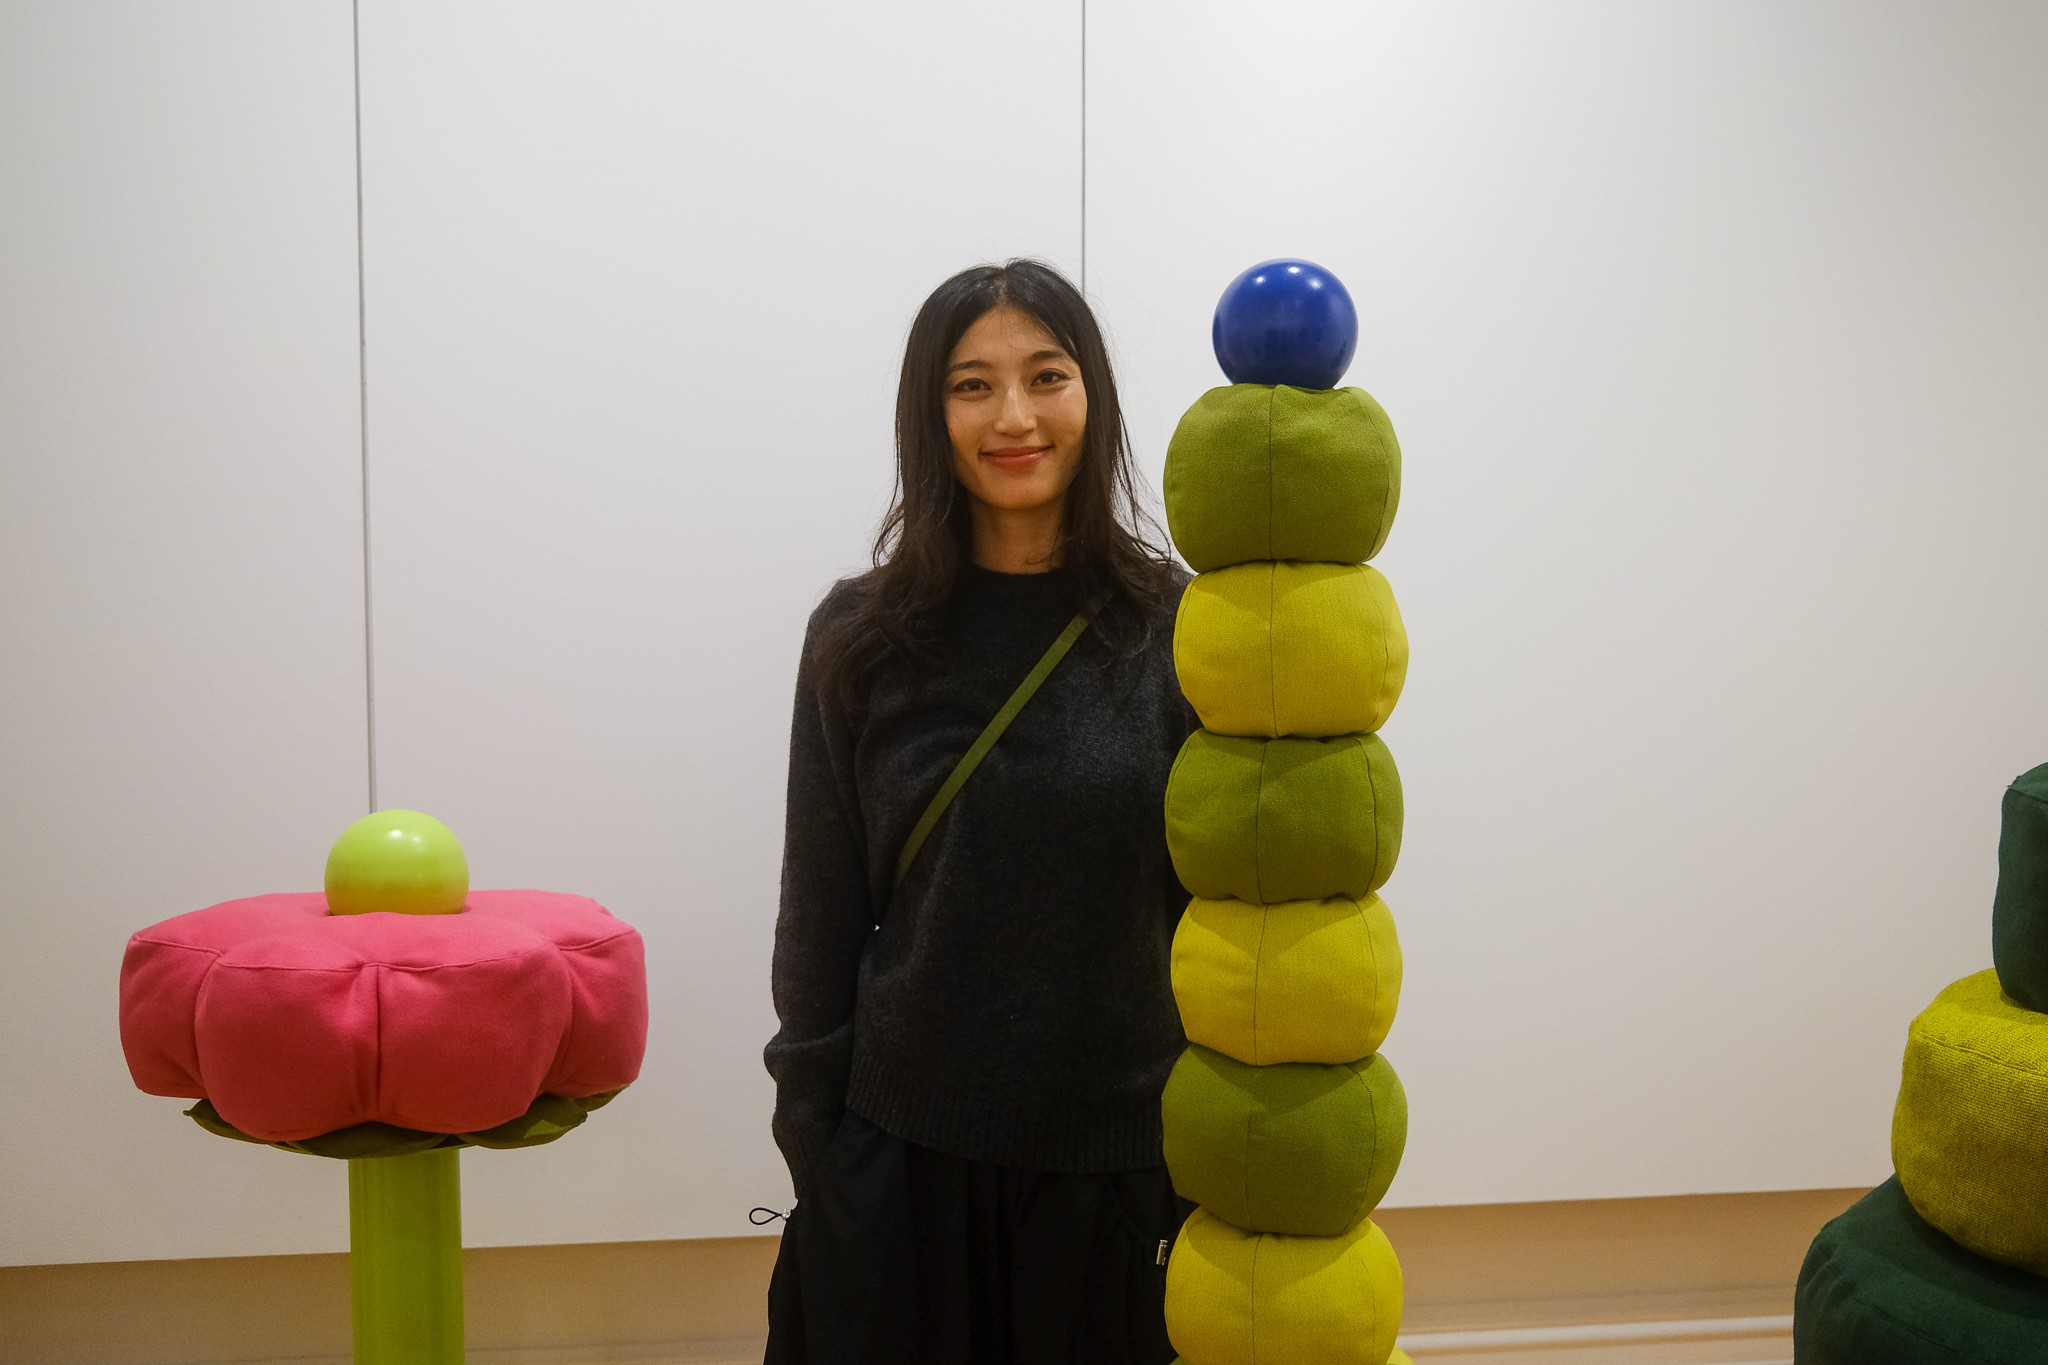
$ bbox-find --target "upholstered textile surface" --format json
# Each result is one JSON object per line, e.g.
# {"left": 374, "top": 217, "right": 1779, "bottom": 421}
{"left": 1165, "top": 731, "right": 1401, "bottom": 905}
{"left": 1171, "top": 894, "right": 1401, "bottom": 1066}
{"left": 1993, "top": 762, "right": 2048, "bottom": 1011}
{"left": 1162, "top": 1046, "right": 1405, "bottom": 1237}
{"left": 119, "top": 890, "right": 647, "bottom": 1142}
{"left": 1174, "top": 562, "right": 1407, "bottom": 739}
{"left": 1166, "top": 1207, "right": 1402, "bottom": 1365}
{"left": 1794, "top": 1176, "right": 2048, "bottom": 1364}
{"left": 1892, "top": 969, "right": 2048, "bottom": 1275}
{"left": 1163, "top": 384, "right": 1401, "bottom": 573}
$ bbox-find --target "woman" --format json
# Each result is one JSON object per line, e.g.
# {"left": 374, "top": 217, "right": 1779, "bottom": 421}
{"left": 763, "top": 259, "right": 1196, "bottom": 1364}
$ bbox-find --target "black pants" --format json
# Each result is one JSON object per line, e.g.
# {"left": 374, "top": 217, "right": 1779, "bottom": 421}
{"left": 765, "top": 1111, "right": 1190, "bottom": 1365}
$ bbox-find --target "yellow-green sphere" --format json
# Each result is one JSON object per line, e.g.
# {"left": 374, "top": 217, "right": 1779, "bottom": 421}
{"left": 324, "top": 810, "right": 469, "bottom": 916}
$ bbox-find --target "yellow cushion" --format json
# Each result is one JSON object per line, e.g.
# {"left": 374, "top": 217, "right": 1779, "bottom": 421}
{"left": 1174, "top": 563, "right": 1407, "bottom": 739}
{"left": 1166, "top": 1207, "right": 1402, "bottom": 1365}
{"left": 1892, "top": 969, "right": 2048, "bottom": 1276}
{"left": 1173, "top": 895, "right": 1401, "bottom": 1066}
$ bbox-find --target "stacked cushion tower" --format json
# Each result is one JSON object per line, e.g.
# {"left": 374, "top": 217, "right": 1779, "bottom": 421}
{"left": 1160, "top": 260, "right": 1412, "bottom": 1365}
{"left": 1795, "top": 763, "right": 2048, "bottom": 1362}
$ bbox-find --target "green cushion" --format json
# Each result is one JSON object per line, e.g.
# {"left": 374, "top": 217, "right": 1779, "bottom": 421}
{"left": 1994, "top": 762, "right": 2048, "bottom": 1011}
{"left": 1174, "top": 562, "right": 1408, "bottom": 739}
{"left": 1164, "top": 384, "right": 1401, "bottom": 572}
{"left": 1795, "top": 1177, "right": 2048, "bottom": 1364}
{"left": 1165, "top": 1207, "right": 1402, "bottom": 1365}
{"left": 1892, "top": 970, "right": 2048, "bottom": 1275}
{"left": 1162, "top": 1045, "right": 1406, "bottom": 1237}
{"left": 1165, "top": 731, "right": 1401, "bottom": 905}
{"left": 1172, "top": 894, "right": 1401, "bottom": 1066}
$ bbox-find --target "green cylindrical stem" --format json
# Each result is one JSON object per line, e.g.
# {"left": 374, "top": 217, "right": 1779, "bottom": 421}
{"left": 347, "top": 1148, "right": 464, "bottom": 1365}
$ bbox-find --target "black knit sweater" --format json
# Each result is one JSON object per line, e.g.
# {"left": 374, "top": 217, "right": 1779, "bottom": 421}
{"left": 764, "top": 563, "right": 1196, "bottom": 1198}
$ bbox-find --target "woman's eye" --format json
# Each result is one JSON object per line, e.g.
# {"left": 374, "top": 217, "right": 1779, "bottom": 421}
{"left": 951, "top": 378, "right": 989, "bottom": 394}
{"left": 1033, "top": 369, "right": 1070, "bottom": 386}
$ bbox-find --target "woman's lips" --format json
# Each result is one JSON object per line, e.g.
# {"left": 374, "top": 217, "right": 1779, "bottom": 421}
{"left": 983, "top": 445, "right": 1051, "bottom": 470}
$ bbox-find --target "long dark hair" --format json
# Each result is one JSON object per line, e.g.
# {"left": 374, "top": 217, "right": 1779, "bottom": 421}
{"left": 814, "top": 259, "right": 1180, "bottom": 709}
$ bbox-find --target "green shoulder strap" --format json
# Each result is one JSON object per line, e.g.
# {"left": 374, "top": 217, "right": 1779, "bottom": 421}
{"left": 892, "top": 593, "right": 1107, "bottom": 891}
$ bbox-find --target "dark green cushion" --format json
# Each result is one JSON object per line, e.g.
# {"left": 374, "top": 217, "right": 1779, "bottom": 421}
{"left": 1164, "top": 384, "right": 1401, "bottom": 572}
{"left": 1795, "top": 1177, "right": 2048, "bottom": 1365}
{"left": 1161, "top": 1045, "right": 1406, "bottom": 1238}
{"left": 1165, "top": 731, "right": 1401, "bottom": 905}
{"left": 1994, "top": 762, "right": 2048, "bottom": 1011}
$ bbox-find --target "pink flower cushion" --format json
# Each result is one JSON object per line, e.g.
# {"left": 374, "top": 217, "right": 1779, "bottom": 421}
{"left": 120, "top": 890, "right": 646, "bottom": 1143}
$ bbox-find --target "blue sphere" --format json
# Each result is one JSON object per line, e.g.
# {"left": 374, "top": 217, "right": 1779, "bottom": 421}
{"left": 1211, "top": 258, "right": 1358, "bottom": 390}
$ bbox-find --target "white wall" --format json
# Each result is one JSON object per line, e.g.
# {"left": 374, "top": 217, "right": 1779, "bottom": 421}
{"left": 0, "top": 3, "right": 367, "bottom": 1264}
{"left": 1090, "top": 0, "right": 2048, "bottom": 1202}
{"left": 5, "top": 0, "right": 2047, "bottom": 1267}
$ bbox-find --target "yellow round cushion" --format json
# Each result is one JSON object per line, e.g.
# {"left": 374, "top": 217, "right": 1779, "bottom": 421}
{"left": 1174, "top": 562, "right": 1407, "bottom": 739}
{"left": 1166, "top": 1207, "right": 1402, "bottom": 1365}
{"left": 1173, "top": 894, "right": 1401, "bottom": 1065}
{"left": 1892, "top": 969, "right": 2048, "bottom": 1276}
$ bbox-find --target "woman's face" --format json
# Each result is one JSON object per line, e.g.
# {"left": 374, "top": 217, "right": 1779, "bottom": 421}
{"left": 944, "top": 305, "right": 1088, "bottom": 520}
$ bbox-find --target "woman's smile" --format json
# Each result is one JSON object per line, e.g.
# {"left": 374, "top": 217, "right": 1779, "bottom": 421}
{"left": 982, "top": 444, "right": 1052, "bottom": 470}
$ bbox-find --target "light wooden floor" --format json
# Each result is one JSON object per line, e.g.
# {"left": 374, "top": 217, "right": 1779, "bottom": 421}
{"left": 1, "top": 1188, "right": 1858, "bottom": 1364}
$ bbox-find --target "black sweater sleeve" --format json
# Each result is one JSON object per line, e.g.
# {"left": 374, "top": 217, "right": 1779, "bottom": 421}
{"left": 762, "top": 599, "right": 874, "bottom": 1201}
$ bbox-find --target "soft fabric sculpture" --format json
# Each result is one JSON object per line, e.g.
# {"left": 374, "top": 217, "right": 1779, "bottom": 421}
{"left": 1795, "top": 766, "right": 2048, "bottom": 1358}
{"left": 1172, "top": 894, "right": 1401, "bottom": 1066}
{"left": 121, "top": 889, "right": 645, "bottom": 1142}
{"left": 1164, "top": 384, "right": 1401, "bottom": 572}
{"left": 1993, "top": 762, "right": 2048, "bottom": 1011}
{"left": 1165, "top": 731, "right": 1402, "bottom": 905}
{"left": 1173, "top": 561, "right": 1408, "bottom": 739}
{"left": 1893, "top": 970, "right": 2048, "bottom": 1275}
{"left": 117, "top": 810, "right": 648, "bottom": 1365}
{"left": 1166, "top": 1208, "right": 1403, "bottom": 1365}
{"left": 1795, "top": 1178, "right": 2048, "bottom": 1365}
{"left": 1162, "top": 1046, "right": 1406, "bottom": 1236}
{"left": 1161, "top": 261, "right": 1412, "bottom": 1365}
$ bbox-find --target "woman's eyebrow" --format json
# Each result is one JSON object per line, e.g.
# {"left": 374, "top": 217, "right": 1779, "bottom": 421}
{"left": 947, "top": 348, "right": 1073, "bottom": 375}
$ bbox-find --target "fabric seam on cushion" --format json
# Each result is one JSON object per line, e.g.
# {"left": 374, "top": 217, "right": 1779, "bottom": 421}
{"left": 1369, "top": 395, "right": 1399, "bottom": 560}
{"left": 1265, "top": 386, "right": 1277, "bottom": 562}
{"left": 1241, "top": 1061, "right": 1260, "bottom": 1226}
{"left": 1250, "top": 905, "right": 1269, "bottom": 1069}
{"left": 1373, "top": 570, "right": 1392, "bottom": 731}
{"left": 1915, "top": 1030, "right": 2048, "bottom": 1082}
{"left": 370, "top": 961, "right": 385, "bottom": 1125}
{"left": 1266, "top": 563, "right": 1280, "bottom": 737}
{"left": 1360, "top": 895, "right": 1383, "bottom": 1052}
{"left": 128, "top": 938, "right": 225, "bottom": 956}
{"left": 1355, "top": 734, "right": 1380, "bottom": 882}
{"left": 1247, "top": 1226, "right": 1263, "bottom": 1365}
{"left": 1821, "top": 1264, "right": 1988, "bottom": 1360}
{"left": 1253, "top": 739, "right": 1272, "bottom": 904}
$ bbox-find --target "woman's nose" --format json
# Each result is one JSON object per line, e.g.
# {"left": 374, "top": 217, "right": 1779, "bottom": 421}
{"left": 993, "top": 385, "right": 1034, "bottom": 434}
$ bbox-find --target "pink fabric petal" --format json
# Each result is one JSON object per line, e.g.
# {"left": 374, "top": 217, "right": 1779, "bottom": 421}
{"left": 118, "top": 889, "right": 647, "bottom": 1140}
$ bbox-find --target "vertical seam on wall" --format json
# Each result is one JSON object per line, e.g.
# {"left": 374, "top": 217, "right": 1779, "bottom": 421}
{"left": 1078, "top": 0, "right": 1087, "bottom": 289}
{"left": 353, "top": 0, "right": 378, "bottom": 813}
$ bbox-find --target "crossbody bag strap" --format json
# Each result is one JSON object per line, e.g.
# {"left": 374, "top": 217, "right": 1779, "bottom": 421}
{"left": 891, "top": 592, "right": 1108, "bottom": 892}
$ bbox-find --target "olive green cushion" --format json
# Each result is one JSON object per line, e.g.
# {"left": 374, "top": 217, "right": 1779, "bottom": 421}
{"left": 1892, "top": 970, "right": 2048, "bottom": 1276}
{"left": 1166, "top": 1206, "right": 1402, "bottom": 1365}
{"left": 1174, "top": 563, "right": 1407, "bottom": 739}
{"left": 1994, "top": 762, "right": 2048, "bottom": 1011}
{"left": 1162, "top": 1045, "right": 1406, "bottom": 1237}
{"left": 1163, "top": 384, "right": 1402, "bottom": 572}
{"left": 1172, "top": 894, "right": 1401, "bottom": 1066}
{"left": 1165, "top": 731, "right": 1401, "bottom": 905}
{"left": 1795, "top": 1176, "right": 2048, "bottom": 1364}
